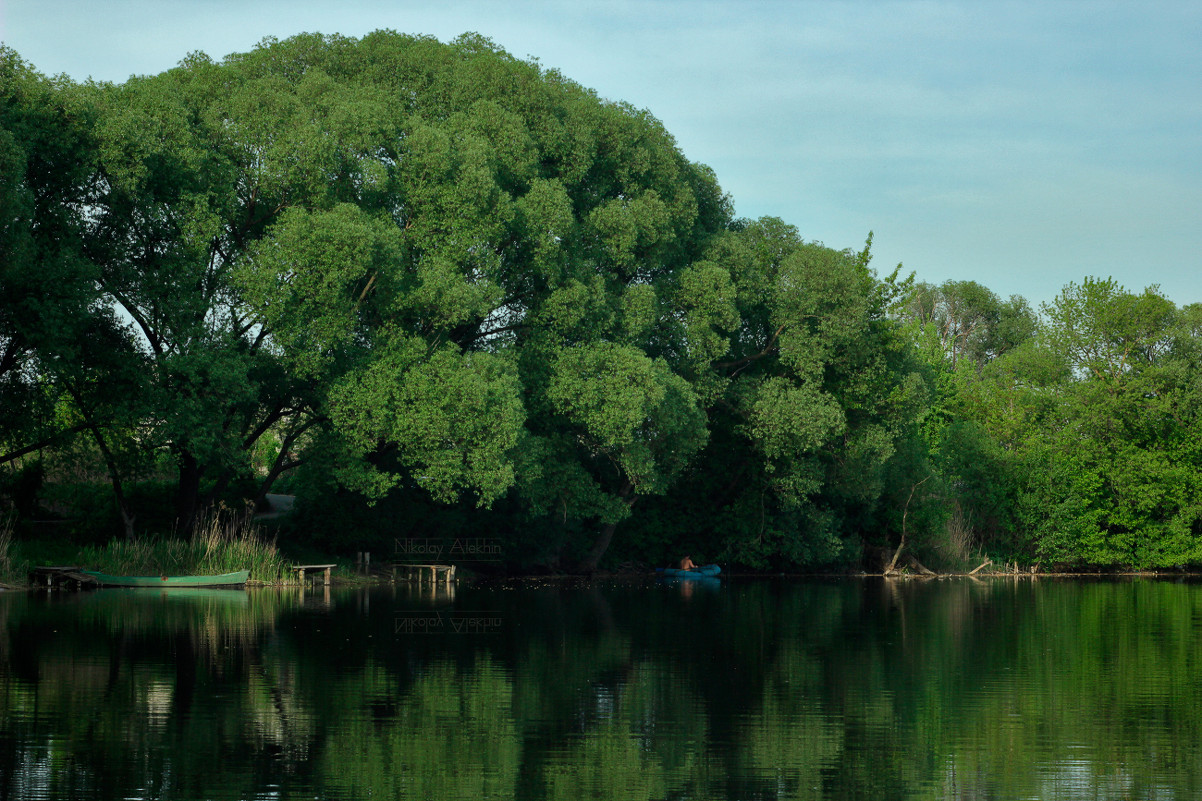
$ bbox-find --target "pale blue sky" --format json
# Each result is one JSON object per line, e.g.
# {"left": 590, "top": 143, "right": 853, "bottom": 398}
{"left": 4, "top": 0, "right": 1199, "bottom": 307}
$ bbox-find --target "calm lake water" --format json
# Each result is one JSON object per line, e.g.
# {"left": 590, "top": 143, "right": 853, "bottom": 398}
{"left": 2, "top": 576, "right": 1201, "bottom": 800}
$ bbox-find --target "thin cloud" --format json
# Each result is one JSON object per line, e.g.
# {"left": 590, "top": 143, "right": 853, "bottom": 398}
{"left": 3, "top": 0, "right": 1199, "bottom": 305}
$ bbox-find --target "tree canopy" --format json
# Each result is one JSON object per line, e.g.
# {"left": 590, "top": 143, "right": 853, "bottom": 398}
{"left": 2, "top": 32, "right": 1200, "bottom": 571}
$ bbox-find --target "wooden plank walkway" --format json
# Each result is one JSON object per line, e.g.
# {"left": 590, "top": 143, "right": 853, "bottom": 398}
{"left": 30, "top": 566, "right": 85, "bottom": 588}
{"left": 290, "top": 564, "right": 336, "bottom": 585}
{"left": 391, "top": 563, "right": 456, "bottom": 585}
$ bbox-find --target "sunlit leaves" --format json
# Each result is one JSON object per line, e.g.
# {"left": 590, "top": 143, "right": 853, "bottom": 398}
{"left": 512, "top": 177, "right": 574, "bottom": 283}
{"left": 937, "top": 276, "right": 1202, "bottom": 568}
{"left": 238, "top": 204, "right": 401, "bottom": 378}
{"left": 546, "top": 342, "right": 707, "bottom": 494}
{"left": 673, "top": 259, "right": 738, "bottom": 371}
{"left": 329, "top": 337, "right": 523, "bottom": 505}
{"left": 1042, "top": 277, "right": 1176, "bottom": 383}
{"left": 746, "top": 377, "right": 844, "bottom": 461}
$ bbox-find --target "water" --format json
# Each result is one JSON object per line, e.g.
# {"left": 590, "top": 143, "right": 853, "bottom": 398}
{"left": 2, "top": 577, "right": 1201, "bottom": 799}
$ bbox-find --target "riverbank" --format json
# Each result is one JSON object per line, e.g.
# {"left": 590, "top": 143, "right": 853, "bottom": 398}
{"left": 6, "top": 521, "right": 1194, "bottom": 590}
{"left": 0, "top": 507, "right": 310, "bottom": 588}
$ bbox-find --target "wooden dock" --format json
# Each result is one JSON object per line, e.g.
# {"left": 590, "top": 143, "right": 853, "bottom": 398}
{"left": 391, "top": 563, "right": 456, "bottom": 585}
{"left": 30, "top": 566, "right": 85, "bottom": 589}
{"left": 290, "top": 564, "right": 336, "bottom": 585}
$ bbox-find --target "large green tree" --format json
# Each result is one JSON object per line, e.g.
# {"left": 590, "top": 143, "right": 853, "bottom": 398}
{"left": 1023, "top": 279, "right": 1202, "bottom": 566}
{"left": 0, "top": 48, "right": 114, "bottom": 469}
{"left": 66, "top": 31, "right": 731, "bottom": 543}
{"left": 934, "top": 277, "right": 1202, "bottom": 568}
{"left": 621, "top": 221, "right": 929, "bottom": 569}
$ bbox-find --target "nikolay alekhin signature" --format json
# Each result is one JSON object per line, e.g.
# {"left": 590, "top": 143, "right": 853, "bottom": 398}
{"left": 394, "top": 537, "right": 502, "bottom": 561}
{"left": 393, "top": 612, "right": 504, "bottom": 634}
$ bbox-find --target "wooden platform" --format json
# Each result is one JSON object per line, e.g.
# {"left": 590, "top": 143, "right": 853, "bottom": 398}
{"left": 30, "top": 566, "right": 85, "bottom": 588}
{"left": 290, "top": 564, "right": 336, "bottom": 585}
{"left": 391, "top": 563, "right": 456, "bottom": 585}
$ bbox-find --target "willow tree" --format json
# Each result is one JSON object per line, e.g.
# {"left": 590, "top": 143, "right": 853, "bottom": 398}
{"left": 500, "top": 92, "right": 729, "bottom": 568}
{"left": 67, "top": 31, "right": 728, "bottom": 541}
{"left": 74, "top": 34, "right": 525, "bottom": 531}
{"left": 901, "top": 280, "right": 1036, "bottom": 371}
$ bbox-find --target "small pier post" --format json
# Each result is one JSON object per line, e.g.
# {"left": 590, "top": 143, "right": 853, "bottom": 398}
{"left": 291, "top": 564, "right": 335, "bottom": 586}
{"left": 393, "top": 564, "right": 456, "bottom": 585}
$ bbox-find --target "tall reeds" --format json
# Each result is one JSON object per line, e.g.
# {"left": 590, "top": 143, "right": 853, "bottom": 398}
{"left": 190, "top": 504, "right": 290, "bottom": 582}
{"left": 79, "top": 504, "right": 292, "bottom": 583}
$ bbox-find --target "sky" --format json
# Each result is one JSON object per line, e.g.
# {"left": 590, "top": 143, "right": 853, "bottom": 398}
{"left": 3, "top": 0, "right": 1199, "bottom": 308}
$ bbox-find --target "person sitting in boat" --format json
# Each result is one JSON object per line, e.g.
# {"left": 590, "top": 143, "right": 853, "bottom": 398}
{"left": 678, "top": 555, "right": 697, "bottom": 571}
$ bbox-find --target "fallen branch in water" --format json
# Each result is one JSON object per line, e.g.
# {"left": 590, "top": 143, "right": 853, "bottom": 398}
{"left": 968, "top": 559, "right": 992, "bottom": 576}
{"left": 884, "top": 553, "right": 937, "bottom": 577}
{"left": 907, "top": 554, "right": 937, "bottom": 576}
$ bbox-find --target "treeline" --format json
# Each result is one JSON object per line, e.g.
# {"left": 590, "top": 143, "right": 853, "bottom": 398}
{"left": 1, "top": 33, "right": 1199, "bottom": 570}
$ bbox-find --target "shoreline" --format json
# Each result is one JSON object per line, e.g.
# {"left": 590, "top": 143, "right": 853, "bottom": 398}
{"left": 7, "top": 563, "right": 1202, "bottom": 592}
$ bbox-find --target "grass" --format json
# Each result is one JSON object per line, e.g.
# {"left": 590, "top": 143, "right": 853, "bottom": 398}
{"left": 0, "top": 505, "right": 298, "bottom": 587}
{"left": 75, "top": 505, "right": 293, "bottom": 584}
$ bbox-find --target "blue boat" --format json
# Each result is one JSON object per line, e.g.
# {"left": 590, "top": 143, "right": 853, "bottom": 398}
{"left": 656, "top": 564, "right": 721, "bottom": 578}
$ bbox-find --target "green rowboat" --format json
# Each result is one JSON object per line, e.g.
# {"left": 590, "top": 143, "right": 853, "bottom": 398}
{"left": 77, "top": 570, "right": 250, "bottom": 588}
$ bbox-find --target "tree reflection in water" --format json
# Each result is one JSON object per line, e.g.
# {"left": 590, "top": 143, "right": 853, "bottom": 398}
{"left": 2, "top": 578, "right": 1201, "bottom": 799}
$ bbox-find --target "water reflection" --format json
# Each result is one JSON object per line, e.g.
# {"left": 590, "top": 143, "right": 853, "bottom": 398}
{"left": 2, "top": 578, "right": 1201, "bottom": 799}
{"left": 391, "top": 579, "right": 458, "bottom": 607}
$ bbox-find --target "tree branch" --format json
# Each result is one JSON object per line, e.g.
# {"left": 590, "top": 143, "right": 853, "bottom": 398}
{"left": 254, "top": 415, "right": 324, "bottom": 502}
{"left": 886, "top": 475, "right": 932, "bottom": 573}
{"left": 0, "top": 338, "right": 25, "bottom": 379}
{"left": 101, "top": 283, "right": 164, "bottom": 356}
{"left": 0, "top": 422, "right": 91, "bottom": 466}
{"left": 713, "top": 324, "right": 786, "bottom": 370}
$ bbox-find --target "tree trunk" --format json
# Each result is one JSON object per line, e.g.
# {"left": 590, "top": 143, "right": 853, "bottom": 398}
{"left": 81, "top": 419, "right": 136, "bottom": 541}
{"left": 200, "top": 469, "right": 233, "bottom": 516}
{"left": 886, "top": 475, "right": 931, "bottom": 574}
{"left": 252, "top": 416, "right": 319, "bottom": 507}
{"left": 61, "top": 382, "right": 136, "bottom": 539}
{"left": 175, "top": 452, "right": 202, "bottom": 537}
{"left": 579, "top": 482, "right": 635, "bottom": 573}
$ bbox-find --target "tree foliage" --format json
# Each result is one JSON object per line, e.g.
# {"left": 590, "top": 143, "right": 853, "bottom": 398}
{"left": 2, "top": 34, "right": 1200, "bottom": 570}
{"left": 921, "top": 278, "right": 1202, "bottom": 568}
